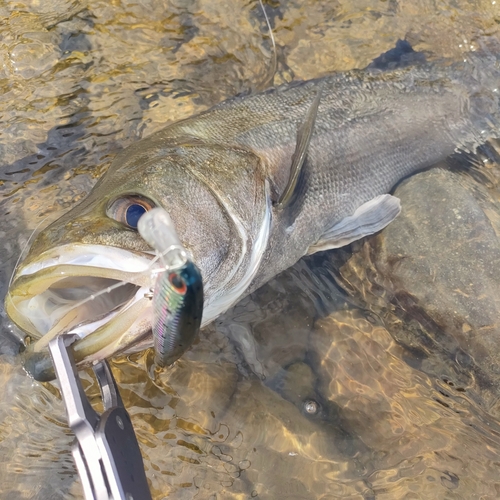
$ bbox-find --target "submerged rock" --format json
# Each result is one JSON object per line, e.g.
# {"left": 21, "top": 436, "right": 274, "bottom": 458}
{"left": 335, "top": 167, "right": 500, "bottom": 414}
{"left": 308, "top": 308, "right": 500, "bottom": 499}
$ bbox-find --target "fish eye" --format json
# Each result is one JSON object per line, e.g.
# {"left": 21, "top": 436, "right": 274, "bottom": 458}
{"left": 107, "top": 195, "right": 155, "bottom": 229}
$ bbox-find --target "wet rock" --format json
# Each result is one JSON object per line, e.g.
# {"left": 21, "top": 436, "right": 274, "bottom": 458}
{"left": 335, "top": 168, "right": 500, "bottom": 414}
{"left": 117, "top": 325, "right": 373, "bottom": 499}
{"left": 220, "top": 377, "right": 372, "bottom": 498}
{"left": 308, "top": 309, "right": 500, "bottom": 499}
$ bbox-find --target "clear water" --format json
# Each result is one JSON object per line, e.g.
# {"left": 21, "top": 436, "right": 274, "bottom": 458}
{"left": 1, "top": 0, "right": 500, "bottom": 498}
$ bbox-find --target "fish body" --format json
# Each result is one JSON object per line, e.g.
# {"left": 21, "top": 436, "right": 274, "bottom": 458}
{"left": 6, "top": 45, "right": 500, "bottom": 376}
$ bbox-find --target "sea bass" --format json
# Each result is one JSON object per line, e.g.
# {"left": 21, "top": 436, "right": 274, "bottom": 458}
{"left": 6, "top": 43, "right": 500, "bottom": 379}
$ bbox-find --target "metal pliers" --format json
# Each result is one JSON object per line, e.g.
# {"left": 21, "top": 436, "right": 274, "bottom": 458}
{"left": 48, "top": 334, "right": 153, "bottom": 500}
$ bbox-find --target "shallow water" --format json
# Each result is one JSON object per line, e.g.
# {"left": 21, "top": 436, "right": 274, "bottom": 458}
{"left": 1, "top": 0, "right": 500, "bottom": 498}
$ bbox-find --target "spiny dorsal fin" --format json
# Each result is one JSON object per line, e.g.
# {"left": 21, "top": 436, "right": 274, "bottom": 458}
{"left": 276, "top": 85, "right": 323, "bottom": 210}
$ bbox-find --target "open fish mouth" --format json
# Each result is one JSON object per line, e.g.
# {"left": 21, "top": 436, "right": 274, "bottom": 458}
{"left": 5, "top": 244, "right": 157, "bottom": 375}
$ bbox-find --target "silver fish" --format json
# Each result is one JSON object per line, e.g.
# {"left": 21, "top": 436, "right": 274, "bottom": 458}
{"left": 6, "top": 42, "right": 500, "bottom": 378}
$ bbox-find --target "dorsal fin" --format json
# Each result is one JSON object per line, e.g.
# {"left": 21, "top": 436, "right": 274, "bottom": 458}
{"left": 276, "top": 85, "right": 322, "bottom": 210}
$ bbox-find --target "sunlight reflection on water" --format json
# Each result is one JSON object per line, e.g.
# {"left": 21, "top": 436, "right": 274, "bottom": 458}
{"left": 1, "top": 0, "right": 500, "bottom": 498}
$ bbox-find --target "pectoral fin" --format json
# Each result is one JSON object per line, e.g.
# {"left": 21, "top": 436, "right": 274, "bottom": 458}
{"left": 307, "top": 194, "right": 401, "bottom": 254}
{"left": 276, "top": 86, "right": 323, "bottom": 210}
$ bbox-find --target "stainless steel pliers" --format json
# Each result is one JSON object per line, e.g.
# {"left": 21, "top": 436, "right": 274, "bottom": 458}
{"left": 48, "top": 334, "right": 153, "bottom": 500}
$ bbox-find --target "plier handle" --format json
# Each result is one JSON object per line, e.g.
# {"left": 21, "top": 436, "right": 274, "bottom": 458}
{"left": 48, "top": 334, "right": 153, "bottom": 500}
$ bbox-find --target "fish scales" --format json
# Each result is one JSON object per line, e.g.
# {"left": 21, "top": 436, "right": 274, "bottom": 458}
{"left": 6, "top": 46, "right": 500, "bottom": 376}
{"left": 154, "top": 57, "right": 499, "bottom": 289}
{"left": 164, "top": 63, "right": 493, "bottom": 215}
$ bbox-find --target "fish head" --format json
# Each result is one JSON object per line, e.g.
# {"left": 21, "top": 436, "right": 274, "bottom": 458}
{"left": 5, "top": 135, "right": 271, "bottom": 376}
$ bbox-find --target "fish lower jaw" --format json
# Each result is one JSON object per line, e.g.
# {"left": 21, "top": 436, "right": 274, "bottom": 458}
{"left": 6, "top": 244, "right": 156, "bottom": 368}
{"left": 19, "top": 290, "right": 154, "bottom": 382}
{"left": 11, "top": 281, "right": 154, "bottom": 370}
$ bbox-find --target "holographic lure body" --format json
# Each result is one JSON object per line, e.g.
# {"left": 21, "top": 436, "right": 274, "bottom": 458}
{"left": 152, "top": 261, "right": 203, "bottom": 366}
{"left": 138, "top": 208, "right": 204, "bottom": 367}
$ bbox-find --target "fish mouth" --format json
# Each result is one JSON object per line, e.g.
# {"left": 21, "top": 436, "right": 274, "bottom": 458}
{"left": 6, "top": 244, "right": 156, "bottom": 372}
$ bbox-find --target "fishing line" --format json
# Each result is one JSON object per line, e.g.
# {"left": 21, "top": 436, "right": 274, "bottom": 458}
{"left": 258, "top": 0, "right": 277, "bottom": 89}
{"left": 45, "top": 256, "right": 163, "bottom": 320}
{"left": 7, "top": 214, "right": 155, "bottom": 324}
{"left": 16, "top": 4, "right": 275, "bottom": 350}
{"left": 64, "top": 244, "right": 188, "bottom": 313}
{"left": 14, "top": 2, "right": 276, "bottom": 322}
{"left": 26, "top": 253, "right": 164, "bottom": 352}
{"left": 32, "top": 242, "right": 188, "bottom": 336}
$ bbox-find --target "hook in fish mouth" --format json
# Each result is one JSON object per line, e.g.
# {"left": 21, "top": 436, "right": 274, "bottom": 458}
{"left": 6, "top": 243, "right": 158, "bottom": 376}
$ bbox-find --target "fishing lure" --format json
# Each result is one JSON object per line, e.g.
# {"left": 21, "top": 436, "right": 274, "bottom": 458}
{"left": 138, "top": 208, "right": 204, "bottom": 367}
